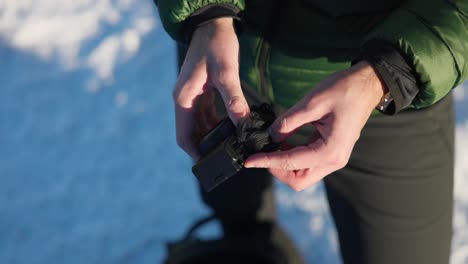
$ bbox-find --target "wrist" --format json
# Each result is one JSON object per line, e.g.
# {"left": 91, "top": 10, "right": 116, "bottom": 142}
{"left": 193, "top": 17, "right": 235, "bottom": 39}
{"left": 351, "top": 61, "right": 389, "bottom": 109}
{"left": 180, "top": 4, "right": 241, "bottom": 44}
{"left": 209, "top": 17, "right": 235, "bottom": 28}
{"left": 354, "top": 39, "right": 418, "bottom": 115}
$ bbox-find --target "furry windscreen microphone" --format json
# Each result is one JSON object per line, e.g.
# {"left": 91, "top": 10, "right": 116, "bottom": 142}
{"left": 192, "top": 104, "right": 278, "bottom": 192}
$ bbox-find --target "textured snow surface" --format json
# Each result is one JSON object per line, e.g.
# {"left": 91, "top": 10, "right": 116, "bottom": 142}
{"left": 0, "top": 1, "right": 466, "bottom": 263}
{"left": 0, "top": 0, "right": 154, "bottom": 91}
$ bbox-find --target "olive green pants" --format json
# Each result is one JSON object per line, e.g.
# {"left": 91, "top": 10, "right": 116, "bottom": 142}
{"left": 200, "top": 87, "right": 455, "bottom": 264}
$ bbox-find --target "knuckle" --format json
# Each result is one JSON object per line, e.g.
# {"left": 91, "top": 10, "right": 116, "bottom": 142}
{"left": 227, "top": 96, "right": 245, "bottom": 112}
{"left": 292, "top": 185, "right": 304, "bottom": 192}
{"left": 285, "top": 179, "right": 295, "bottom": 190}
{"left": 284, "top": 173, "right": 298, "bottom": 191}
{"left": 174, "top": 95, "right": 189, "bottom": 108}
{"left": 173, "top": 84, "right": 197, "bottom": 108}
{"left": 339, "top": 153, "right": 351, "bottom": 168}
{"left": 329, "top": 150, "right": 349, "bottom": 169}
{"left": 172, "top": 84, "right": 187, "bottom": 105}
{"left": 172, "top": 89, "right": 182, "bottom": 105}
{"left": 287, "top": 181, "right": 303, "bottom": 192}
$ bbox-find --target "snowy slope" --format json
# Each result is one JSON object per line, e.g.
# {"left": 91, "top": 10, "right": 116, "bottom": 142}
{"left": 0, "top": 1, "right": 466, "bottom": 263}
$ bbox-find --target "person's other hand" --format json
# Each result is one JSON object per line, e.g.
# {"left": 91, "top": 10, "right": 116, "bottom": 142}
{"left": 244, "top": 61, "right": 387, "bottom": 191}
{"left": 173, "top": 18, "right": 250, "bottom": 160}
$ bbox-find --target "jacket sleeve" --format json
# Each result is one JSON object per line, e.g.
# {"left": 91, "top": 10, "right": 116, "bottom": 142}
{"left": 362, "top": 0, "right": 468, "bottom": 109}
{"left": 354, "top": 39, "right": 419, "bottom": 115}
{"left": 154, "top": 0, "right": 245, "bottom": 43}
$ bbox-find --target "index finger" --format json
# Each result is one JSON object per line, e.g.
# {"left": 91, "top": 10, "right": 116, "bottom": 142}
{"left": 244, "top": 138, "right": 326, "bottom": 170}
{"left": 215, "top": 74, "right": 250, "bottom": 125}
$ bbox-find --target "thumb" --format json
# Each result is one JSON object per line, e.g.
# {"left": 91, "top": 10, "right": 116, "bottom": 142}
{"left": 215, "top": 73, "right": 250, "bottom": 124}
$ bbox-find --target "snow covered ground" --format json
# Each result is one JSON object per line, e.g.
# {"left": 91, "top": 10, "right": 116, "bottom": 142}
{"left": 0, "top": 1, "right": 466, "bottom": 263}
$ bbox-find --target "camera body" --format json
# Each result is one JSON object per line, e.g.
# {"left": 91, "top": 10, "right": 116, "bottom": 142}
{"left": 192, "top": 104, "right": 277, "bottom": 192}
{"left": 192, "top": 118, "right": 245, "bottom": 192}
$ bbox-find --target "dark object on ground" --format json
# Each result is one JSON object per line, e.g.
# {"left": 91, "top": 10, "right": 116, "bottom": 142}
{"left": 192, "top": 104, "right": 278, "bottom": 192}
{"left": 163, "top": 215, "right": 297, "bottom": 264}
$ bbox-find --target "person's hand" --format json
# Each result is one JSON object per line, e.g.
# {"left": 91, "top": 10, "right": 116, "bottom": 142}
{"left": 193, "top": 89, "right": 221, "bottom": 143}
{"left": 173, "top": 18, "right": 250, "bottom": 160}
{"left": 244, "top": 61, "right": 387, "bottom": 191}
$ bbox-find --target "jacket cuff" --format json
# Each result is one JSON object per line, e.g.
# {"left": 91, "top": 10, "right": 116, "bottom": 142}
{"left": 180, "top": 4, "right": 242, "bottom": 44}
{"left": 353, "top": 39, "right": 419, "bottom": 115}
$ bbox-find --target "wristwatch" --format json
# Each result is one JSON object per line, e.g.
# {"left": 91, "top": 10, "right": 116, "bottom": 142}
{"left": 377, "top": 90, "right": 394, "bottom": 112}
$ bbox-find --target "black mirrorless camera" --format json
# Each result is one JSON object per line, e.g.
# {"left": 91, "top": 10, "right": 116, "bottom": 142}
{"left": 192, "top": 104, "right": 277, "bottom": 192}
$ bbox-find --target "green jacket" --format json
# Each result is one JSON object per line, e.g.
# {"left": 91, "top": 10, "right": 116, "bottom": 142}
{"left": 155, "top": 0, "right": 468, "bottom": 111}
